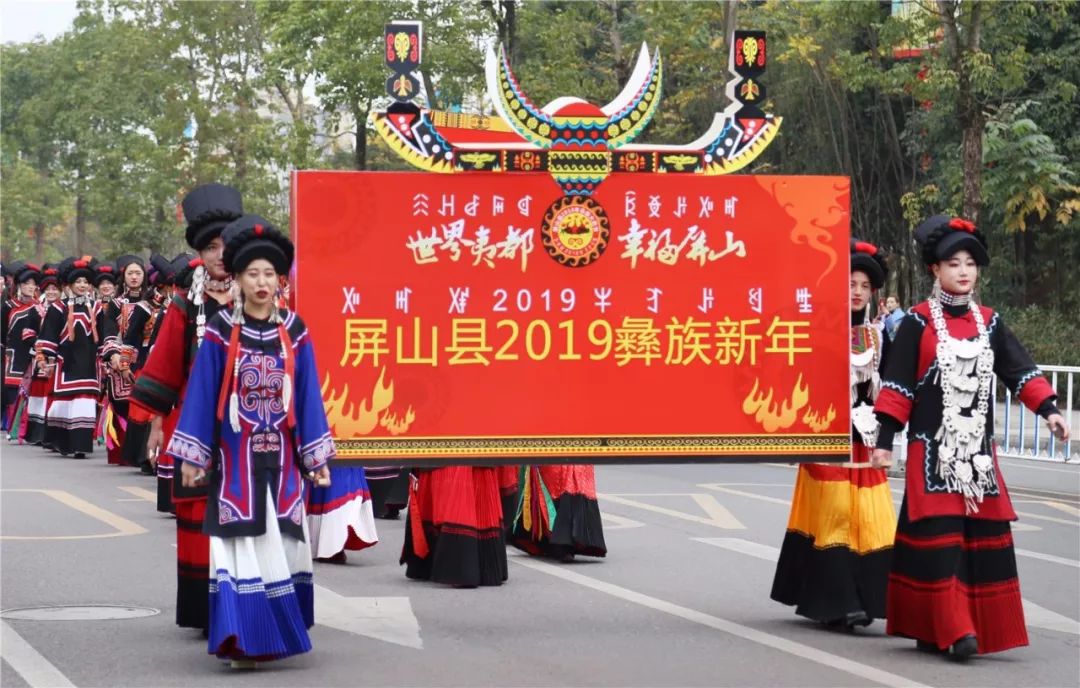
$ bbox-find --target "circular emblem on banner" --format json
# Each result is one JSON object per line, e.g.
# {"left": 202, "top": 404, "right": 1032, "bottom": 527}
{"left": 540, "top": 196, "right": 610, "bottom": 268}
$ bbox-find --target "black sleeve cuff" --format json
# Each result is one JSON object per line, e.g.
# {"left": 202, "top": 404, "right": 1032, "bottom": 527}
{"left": 1036, "top": 399, "right": 1061, "bottom": 420}
{"left": 875, "top": 414, "right": 903, "bottom": 450}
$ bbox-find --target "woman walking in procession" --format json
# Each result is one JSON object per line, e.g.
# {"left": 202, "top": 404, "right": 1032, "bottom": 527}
{"left": 129, "top": 183, "right": 244, "bottom": 627}
{"left": 38, "top": 257, "right": 111, "bottom": 458}
{"left": 167, "top": 214, "right": 332, "bottom": 667}
{"left": 872, "top": 215, "right": 1070, "bottom": 661}
{"left": 4, "top": 263, "right": 42, "bottom": 435}
{"left": 21, "top": 264, "right": 61, "bottom": 446}
{"left": 770, "top": 239, "right": 896, "bottom": 629}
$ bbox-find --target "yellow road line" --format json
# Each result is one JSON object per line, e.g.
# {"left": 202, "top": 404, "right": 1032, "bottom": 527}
{"left": 1, "top": 489, "right": 147, "bottom": 540}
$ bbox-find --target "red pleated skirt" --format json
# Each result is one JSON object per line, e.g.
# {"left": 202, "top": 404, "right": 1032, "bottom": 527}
{"left": 887, "top": 499, "right": 1028, "bottom": 654}
{"left": 401, "top": 466, "right": 507, "bottom": 587}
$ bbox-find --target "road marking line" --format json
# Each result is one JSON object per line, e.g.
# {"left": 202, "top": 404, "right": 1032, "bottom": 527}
{"left": 1037, "top": 500, "right": 1080, "bottom": 517}
{"left": 1015, "top": 549, "right": 1080, "bottom": 568}
{"left": 117, "top": 486, "right": 157, "bottom": 503}
{"left": 693, "top": 537, "right": 780, "bottom": 562}
{"left": 1023, "top": 599, "right": 1080, "bottom": 635}
{"left": 599, "top": 493, "right": 745, "bottom": 529}
{"left": 601, "top": 513, "right": 646, "bottom": 530}
{"left": 509, "top": 552, "right": 928, "bottom": 688}
{"left": 0, "top": 490, "right": 147, "bottom": 540}
{"left": 698, "top": 483, "right": 790, "bottom": 506}
{"left": 1, "top": 620, "right": 76, "bottom": 687}
{"left": 693, "top": 540, "right": 1080, "bottom": 634}
{"left": 314, "top": 585, "right": 422, "bottom": 649}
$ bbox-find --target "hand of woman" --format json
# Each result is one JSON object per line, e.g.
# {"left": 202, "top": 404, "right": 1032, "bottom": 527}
{"left": 180, "top": 461, "right": 207, "bottom": 488}
{"left": 146, "top": 416, "right": 164, "bottom": 460}
{"left": 109, "top": 354, "right": 121, "bottom": 371}
{"left": 871, "top": 448, "right": 893, "bottom": 469}
{"left": 1046, "top": 413, "right": 1071, "bottom": 442}
{"left": 309, "top": 465, "right": 331, "bottom": 487}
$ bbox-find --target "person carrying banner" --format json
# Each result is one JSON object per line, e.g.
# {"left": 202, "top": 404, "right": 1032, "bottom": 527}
{"left": 770, "top": 239, "right": 895, "bottom": 629}
{"left": 508, "top": 464, "right": 607, "bottom": 562}
{"left": 872, "top": 215, "right": 1071, "bottom": 660}
{"left": 168, "top": 214, "right": 329, "bottom": 666}
{"left": 129, "top": 182, "right": 243, "bottom": 627}
{"left": 401, "top": 465, "right": 508, "bottom": 588}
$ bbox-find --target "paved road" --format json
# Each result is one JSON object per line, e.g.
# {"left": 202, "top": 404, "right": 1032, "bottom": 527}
{"left": 2, "top": 441, "right": 1078, "bottom": 687}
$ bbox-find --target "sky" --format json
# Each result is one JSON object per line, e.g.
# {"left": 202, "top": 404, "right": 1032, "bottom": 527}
{"left": 1, "top": 0, "right": 78, "bottom": 44}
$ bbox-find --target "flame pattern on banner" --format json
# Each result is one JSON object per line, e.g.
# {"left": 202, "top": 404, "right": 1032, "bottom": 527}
{"left": 742, "top": 374, "right": 810, "bottom": 432}
{"left": 802, "top": 404, "right": 838, "bottom": 433}
{"left": 321, "top": 368, "right": 416, "bottom": 439}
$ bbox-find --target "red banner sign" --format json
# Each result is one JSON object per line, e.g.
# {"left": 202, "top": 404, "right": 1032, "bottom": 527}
{"left": 293, "top": 171, "right": 851, "bottom": 464}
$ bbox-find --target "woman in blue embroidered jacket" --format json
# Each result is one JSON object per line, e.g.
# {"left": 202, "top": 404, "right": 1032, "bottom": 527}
{"left": 166, "top": 215, "right": 331, "bottom": 666}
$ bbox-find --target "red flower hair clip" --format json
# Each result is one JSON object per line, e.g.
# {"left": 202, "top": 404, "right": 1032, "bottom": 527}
{"left": 99, "top": 265, "right": 113, "bottom": 273}
{"left": 188, "top": 258, "right": 203, "bottom": 268}
{"left": 854, "top": 241, "right": 878, "bottom": 256}
{"left": 949, "top": 218, "right": 976, "bottom": 233}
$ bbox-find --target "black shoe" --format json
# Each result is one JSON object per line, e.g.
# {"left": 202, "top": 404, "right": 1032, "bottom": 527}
{"left": 139, "top": 462, "right": 153, "bottom": 475}
{"left": 916, "top": 640, "right": 944, "bottom": 653}
{"left": 948, "top": 635, "right": 978, "bottom": 661}
{"left": 843, "top": 611, "right": 871, "bottom": 629}
{"left": 73, "top": 452, "right": 86, "bottom": 459}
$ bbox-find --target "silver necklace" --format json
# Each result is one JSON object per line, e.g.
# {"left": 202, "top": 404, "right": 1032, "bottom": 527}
{"left": 928, "top": 295, "right": 995, "bottom": 513}
{"left": 850, "top": 323, "right": 881, "bottom": 447}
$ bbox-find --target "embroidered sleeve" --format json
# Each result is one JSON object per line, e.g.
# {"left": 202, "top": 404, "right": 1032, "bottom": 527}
{"left": 874, "top": 313, "right": 924, "bottom": 426}
{"left": 165, "top": 429, "right": 213, "bottom": 469}
{"left": 991, "top": 315, "right": 1056, "bottom": 413}
{"left": 293, "top": 328, "right": 336, "bottom": 471}
{"left": 165, "top": 331, "right": 225, "bottom": 469}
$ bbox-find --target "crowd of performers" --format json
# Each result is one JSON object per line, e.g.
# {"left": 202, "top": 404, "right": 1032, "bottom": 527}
{"left": 0, "top": 182, "right": 608, "bottom": 669}
{"left": 771, "top": 221, "right": 1070, "bottom": 662}
{"left": 4, "top": 205, "right": 1068, "bottom": 668}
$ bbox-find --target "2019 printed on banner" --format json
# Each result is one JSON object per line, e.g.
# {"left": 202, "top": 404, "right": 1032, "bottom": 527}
{"left": 293, "top": 171, "right": 851, "bottom": 464}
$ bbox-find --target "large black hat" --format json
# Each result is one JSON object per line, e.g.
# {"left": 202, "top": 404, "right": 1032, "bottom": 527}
{"left": 39, "top": 263, "right": 61, "bottom": 288}
{"left": 850, "top": 238, "right": 888, "bottom": 290}
{"left": 94, "top": 261, "right": 118, "bottom": 287}
{"left": 914, "top": 215, "right": 989, "bottom": 266}
{"left": 182, "top": 183, "right": 244, "bottom": 251}
{"left": 171, "top": 253, "right": 201, "bottom": 290}
{"left": 15, "top": 262, "right": 42, "bottom": 285}
{"left": 2, "top": 261, "right": 22, "bottom": 279}
{"left": 60, "top": 256, "right": 98, "bottom": 284}
{"left": 116, "top": 254, "right": 145, "bottom": 276}
{"left": 222, "top": 215, "right": 294, "bottom": 275}
{"left": 147, "top": 253, "right": 171, "bottom": 287}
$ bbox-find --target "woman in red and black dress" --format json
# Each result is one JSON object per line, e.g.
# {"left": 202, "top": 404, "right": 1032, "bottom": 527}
{"left": 508, "top": 464, "right": 607, "bottom": 562}
{"left": 22, "top": 264, "right": 61, "bottom": 445}
{"left": 770, "top": 239, "right": 895, "bottom": 629}
{"left": 872, "top": 215, "right": 1070, "bottom": 661}
{"left": 401, "top": 466, "right": 508, "bottom": 587}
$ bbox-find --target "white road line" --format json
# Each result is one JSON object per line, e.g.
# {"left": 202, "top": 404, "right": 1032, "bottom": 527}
{"left": 601, "top": 513, "right": 646, "bottom": 530}
{"left": 1023, "top": 599, "right": 1080, "bottom": 635}
{"left": 1, "top": 620, "right": 76, "bottom": 687}
{"left": 1015, "top": 549, "right": 1080, "bottom": 568}
{"left": 694, "top": 538, "right": 1080, "bottom": 636}
{"left": 509, "top": 552, "right": 928, "bottom": 688}
{"left": 693, "top": 537, "right": 779, "bottom": 562}
{"left": 599, "top": 493, "right": 745, "bottom": 529}
{"left": 1037, "top": 500, "right": 1080, "bottom": 518}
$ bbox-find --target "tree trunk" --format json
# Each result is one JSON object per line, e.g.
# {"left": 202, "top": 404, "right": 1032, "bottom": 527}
{"left": 723, "top": 0, "right": 738, "bottom": 55}
{"left": 353, "top": 106, "right": 369, "bottom": 171}
{"left": 33, "top": 223, "right": 45, "bottom": 264}
{"left": 75, "top": 187, "right": 88, "bottom": 257}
